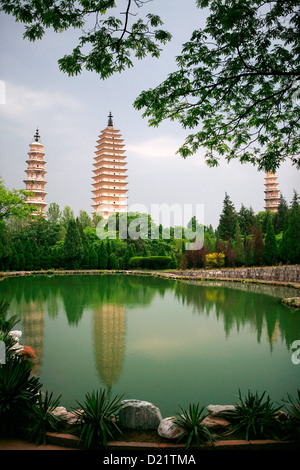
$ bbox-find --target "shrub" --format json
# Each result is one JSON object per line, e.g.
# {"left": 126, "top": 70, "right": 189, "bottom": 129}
{"left": 205, "top": 252, "right": 225, "bottom": 268}
{"left": 73, "top": 389, "right": 123, "bottom": 449}
{"left": 174, "top": 403, "right": 215, "bottom": 449}
{"left": 128, "top": 256, "right": 172, "bottom": 269}
{"left": 281, "top": 390, "right": 300, "bottom": 443}
{"left": 27, "top": 391, "right": 62, "bottom": 445}
{"left": 0, "top": 356, "right": 41, "bottom": 436}
{"left": 222, "top": 389, "right": 283, "bottom": 440}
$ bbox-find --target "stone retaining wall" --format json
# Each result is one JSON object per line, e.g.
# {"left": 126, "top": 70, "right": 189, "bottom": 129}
{"left": 2, "top": 265, "right": 300, "bottom": 285}
{"left": 169, "top": 265, "right": 300, "bottom": 284}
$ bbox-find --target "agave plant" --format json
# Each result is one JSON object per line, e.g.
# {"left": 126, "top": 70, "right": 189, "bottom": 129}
{"left": 27, "top": 390, "right": 62, "bottom": 445}
{"left": 73, "top": 388, "right": 124, "bottom": 449}
{"left": 223, "top": 389, "right": 283, "bottom": 441}
{"left": 281, "top": 390, "right": 300, "bottom": 443}
{"left": 0, "top": 355, "right": 41, "bottom": 436}
{"left": 173, "top": 403, "right": 215, "bottom": 449}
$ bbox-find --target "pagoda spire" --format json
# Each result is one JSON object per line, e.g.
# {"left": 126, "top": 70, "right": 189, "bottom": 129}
{"left": 34, "top": 127, "right": 40, "bottom": 142}
{"left": 108, "top": 112, "right": 113, "bottom": 127}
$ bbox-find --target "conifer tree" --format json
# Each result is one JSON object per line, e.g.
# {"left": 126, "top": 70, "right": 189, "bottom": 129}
{"left": 238, "top": 204, "right": 256, "bottom": 237}
{"left": 51, "top": 245, "right": 62, "bottom": 269}
{"left": 273, "top": 193, "right": 288, "bottom": 235}
{"left": 40, "top": 245, "right": 51, "bottom": 269}
{"left": 251, "top": 222, "right": 264, "bottom": 266}
{"left": 122, "top": 250, "right": 131, "bottom": 270}
{"left": 98, "top": 241, "right": 108, "bottom": 269}
{"left": 10, "top": 247, "right": 19, "bottom": 271}
{"left": 62, "top": 219, "right": 84, "bottom": 269}
{"left": 81, "top": 244, "right": 90, "bottom": 269}
{"left": 89, "top": 245, "right": 98, "bottom": 269}
{"left": 31, "top": 240, "right": 41, "bottom": 270}
{"left": 263, "top": 214, "right": 278, "bottom": 265}
{"left": 109, "top": 252, "right": 119, "bottom": 270}
{"left": 217, "top": 193, "right": 237, "bottom": 241}
{"left": 285, "top": 202, "right": 300, "bottom": 264}
{"left": 15, "top": 241, "right": 25, "bottom": 270}
{"left": 24, "top": 240, "right": 33, "bottom": 270}
{"left": 233, "top": 221, "right": 245, "bottom": 266}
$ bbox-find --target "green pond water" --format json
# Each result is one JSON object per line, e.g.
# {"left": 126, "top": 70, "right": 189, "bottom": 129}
{"left": 1, "top": 274, "right": 299, "bottom": 417}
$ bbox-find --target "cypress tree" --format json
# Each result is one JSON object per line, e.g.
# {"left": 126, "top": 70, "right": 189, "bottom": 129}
{"left": 233, "top": 221, "right": 245, "bottom": 266}
{"left": 89, "top": 245, "right": 98, "bottom": 269}
{"left": 32, "top": 240, "right": 41, "bottom": 270}
{"left": 40, "top": 245, "right": 51, "bottom": 269}
{"left": 24, "top": 240, "right": 34, "bottom": 270}
{"left": 98, "top": 241, "right": 108, "bottom": 269}
{"left": 273, "top": 193, "right": 288, "bottom": 234}
{"left": 10, "top": 247, "right": 19, "bottom": 271}
{"left": 286, "top": 203, "right": 300, "bottom": 264}
{"left": 81, "top": 245, "right": 90, "bottom": 269}
{"left": 109, "top": 252, "right": 119, "bottom": 270}
{"left": 217, "top": 193, "right": 237, "bottom": 240}
{"left": 122, "top": 250, "right": 131, "bottom": 269}
{"left": 263, "top": 214, "right": 278, "bottom": 265}
{"left": 51, "top": 245, "right": 62, "bottom": 269}
{"left": 15, "top": 241, "right": 25, "bottom": 270}
{"left": 251, "top": 222, "right": 264, "bottom": 266}
{"left": 62, "top": 219, "right": 84, "bottom": 269}
{"left": 279, "top": 213, "right": 289, "bottom": 262}
{"left": 238, "top": 204, "right": 256, "bottom": 237}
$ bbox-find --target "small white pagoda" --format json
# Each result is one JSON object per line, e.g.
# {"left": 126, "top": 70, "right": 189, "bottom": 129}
{"left": 23, "top": 128, "right": 47, "bottom": 216}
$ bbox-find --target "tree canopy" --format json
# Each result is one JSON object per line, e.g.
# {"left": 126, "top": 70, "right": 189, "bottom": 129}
{"left": 135, "top": 0, "right": 300, "bottom": 171}
{"left": 1, "top": 0, "right": 299, "bottom": 171}
{"left": 0, "top": 177, "right": 37, "bottom": 220}
{"left": 0, "top": 0, "right": 171, "bottom": 78}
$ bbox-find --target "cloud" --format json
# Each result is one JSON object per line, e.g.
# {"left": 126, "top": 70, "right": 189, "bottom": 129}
{"left": 0, "top": 81, "right": 82, "bottom": 123}
{"left": 126, "top": 136, "right": 183, "bottom": 159}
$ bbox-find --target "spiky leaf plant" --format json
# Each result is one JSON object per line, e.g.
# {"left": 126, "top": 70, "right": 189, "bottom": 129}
{"left": 73, "top": 389, "right": 123, "bottom": 449}
{"left": 27, "top": 391, "right": 62, "bottom": 445}
{"left": 223, "top": 389, "right": 283, "bottom": 441}
{"left": 173, "top": 403, "right": 215, "bottom": 449}
{"left": 0, "top": 355, "right": 41, "bottom": 436}
{"left": 281, "top": 390, "right": 300, "bottom": 443}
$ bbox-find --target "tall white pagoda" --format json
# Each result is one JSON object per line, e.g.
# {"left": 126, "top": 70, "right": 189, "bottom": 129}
{"left": 24, "top": 128, "right": 47, "bottom": 216}
{"left": 264, "top": 172, "right": 280, "bottom": 212}
{"left": 92, "top": 113, "right": 128, "bottom": 219}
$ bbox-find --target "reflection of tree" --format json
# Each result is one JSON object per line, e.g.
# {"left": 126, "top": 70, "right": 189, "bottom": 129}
{"left": 93, "top": 304, "right": 126, "bottom": 390}
{"left": 60, "top": 277, "right": 85, "bottom": 326}
{"left": 173, "top": 281, "right": 300, "bottom": 348}
{"left": 0, "top": 274, "right": 299, "bottom": 353}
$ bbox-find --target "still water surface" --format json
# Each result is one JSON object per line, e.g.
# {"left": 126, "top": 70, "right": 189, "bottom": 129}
{"left": 0, "top": 274, "right": 299, "bottom": 417}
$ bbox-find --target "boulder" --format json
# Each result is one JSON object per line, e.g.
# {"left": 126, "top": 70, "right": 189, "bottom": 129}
{"left": 158, "top": 417, "right": 184, "bottom": 440}
{"left": 206, "top": 405, "right": 236, "bottom": 416}
{"left": 52, "top": 406, "right": 68, "bottom": 419}
{"left": 202, "top": 415, "right": 231, "bottom": 430}
{"left": 118, "top": 400, "right": 162, "bottom": 430}
{"left": 52, "top": 407, "right": 82, "bottom": 425}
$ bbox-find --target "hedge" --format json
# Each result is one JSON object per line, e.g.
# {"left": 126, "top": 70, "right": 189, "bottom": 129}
{"left": 128, "top": 256, "right": 172, "bottom": 269}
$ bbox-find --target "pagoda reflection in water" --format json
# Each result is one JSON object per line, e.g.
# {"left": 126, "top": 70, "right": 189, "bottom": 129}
{"left": 93, "top": 303, "right": 126, "bottom": 390}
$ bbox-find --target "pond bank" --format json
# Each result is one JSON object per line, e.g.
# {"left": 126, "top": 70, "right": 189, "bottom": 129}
{"left": 2, "top": 265, "right": 300, "bottom": 289}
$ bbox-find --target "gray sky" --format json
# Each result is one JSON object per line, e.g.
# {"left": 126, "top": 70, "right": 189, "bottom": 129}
{"left": 0, "top": 0, "right": 299, "bottom": 229}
